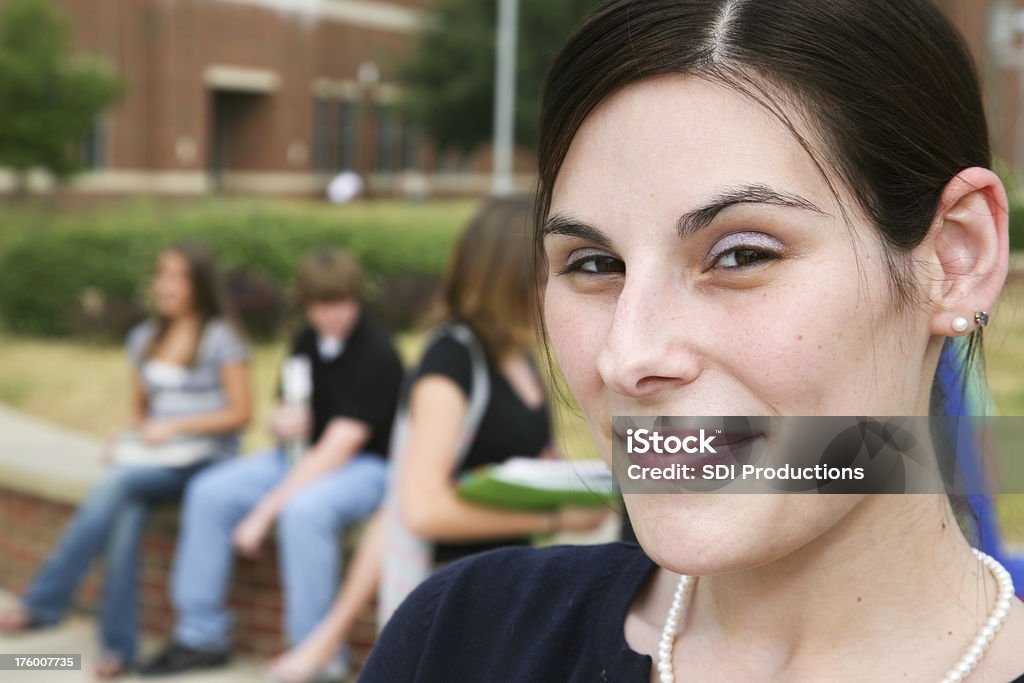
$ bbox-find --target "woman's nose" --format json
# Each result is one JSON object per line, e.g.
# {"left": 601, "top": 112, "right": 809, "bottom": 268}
{"left": 596, "top": 274, "right": 703, "bottom": 401}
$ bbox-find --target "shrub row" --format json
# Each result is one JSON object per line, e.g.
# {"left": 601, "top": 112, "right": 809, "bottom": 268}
{"left": 0, "top": 199, "right": 477, "bottom": 339}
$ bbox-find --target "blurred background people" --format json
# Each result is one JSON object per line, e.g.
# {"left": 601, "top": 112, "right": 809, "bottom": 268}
{"left": 267, "top": 196, "right": 610, "bottom": 683}
{"left": 140, "top": 249, "right": 404, "bottom": 679}
{"left": 0, "top": 242, "right": 252, "bottom": 678}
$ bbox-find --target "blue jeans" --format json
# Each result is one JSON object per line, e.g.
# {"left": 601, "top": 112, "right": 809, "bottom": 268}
{"left": 171, "top": 448, "right": 387, "bottom": 654}
{"left": 22, "top": 463, "right": 207, "bottom": 664}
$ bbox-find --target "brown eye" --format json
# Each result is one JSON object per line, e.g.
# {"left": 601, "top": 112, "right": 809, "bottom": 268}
{"left": 558, "top": 252, "right": 625, "bottom": 276}
{"left": 734, "top": 249, "right": 763, "bottom": 266}
{"left": 581, "top": 256, "right": 625, "bottom": 274}
{"left": 715, "top": 247, "right": 777, "bottom": 269}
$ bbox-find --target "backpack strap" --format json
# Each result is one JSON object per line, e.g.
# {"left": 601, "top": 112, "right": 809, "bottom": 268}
{"left": 378, "top": 323, "right": 491, "bottom": 627}
{"left": 446, "top": 323, "right": 491, "bottom": 469}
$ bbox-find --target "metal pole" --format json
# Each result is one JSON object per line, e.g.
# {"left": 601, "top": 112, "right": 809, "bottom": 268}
{"left": 492, "top": 0, "right": 519, "bottom": 196}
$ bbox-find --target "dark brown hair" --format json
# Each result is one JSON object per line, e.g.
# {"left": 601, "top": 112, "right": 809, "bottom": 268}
{"left": 535, "top": 0, "right": 993, "bottom": 413}
{"left": 431, "top": 196, "right": 538, "bottom": 362}
{"left": 146, "top": 240, "right": 238, "bottom": 365}
{"left": 294, "top": 248, "right": 364, "bottom": 305}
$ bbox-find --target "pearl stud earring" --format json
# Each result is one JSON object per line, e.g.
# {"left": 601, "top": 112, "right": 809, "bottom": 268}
{"left": 952, "top": 316, "right": 970, "bottom": 333}
{"left": 974, "top": 311, "right": 990, "bottom": 327}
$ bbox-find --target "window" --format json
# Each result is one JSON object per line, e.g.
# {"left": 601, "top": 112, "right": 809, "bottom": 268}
{"left": 438, "top": 147, "right": 460, "bottom": 173}
{"left": 312, "top": 97, "right": 335, "bottom": 172}
{"left": 80, "top": 116, "right": 107, "bottom": 169}
{"left": 375, "top": 104, "right": 397, "bottom": 173}
{"left": 400, "top": 122, "right": 421, "bottom": 171}
{"left": 339, "top": 99, "right": 358, "bottom": 172}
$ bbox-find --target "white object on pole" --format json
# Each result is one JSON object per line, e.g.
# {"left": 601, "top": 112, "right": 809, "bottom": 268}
{"left": 358, "top": 60, "right": 381, "bottom": 88}
{"left": 327, "top": 171, "right": 364, "bottom": 204}
{"left": 491, "top": 0, "right": 519, "bottom": 197}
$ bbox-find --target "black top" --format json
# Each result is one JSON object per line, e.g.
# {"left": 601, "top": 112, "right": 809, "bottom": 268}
{"left": 361, "top": 542, "right": 656, "bottom": 682}
{"left": 362, "top": 542, "right": 1024, "bottom": 683}
{"left": 411, "top": 333, "right": 551, "bottom": 564}
{"left": 289, "top": 312, "right": 404, "bottom": 456}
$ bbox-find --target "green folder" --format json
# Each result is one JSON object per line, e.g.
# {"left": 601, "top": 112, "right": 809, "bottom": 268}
{"left": 457, "top": 458, "right": 619, "bottom": 510}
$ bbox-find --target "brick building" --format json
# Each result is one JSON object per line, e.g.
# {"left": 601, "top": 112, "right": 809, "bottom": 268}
{"left": 39, "top": 0, "right": 535, "bottom": 197}
{"left": 940, "top": 0, "right": 1024, "bottom": 184}
{"left": 2, "top": 0, "right": 1023, "bottom": 197}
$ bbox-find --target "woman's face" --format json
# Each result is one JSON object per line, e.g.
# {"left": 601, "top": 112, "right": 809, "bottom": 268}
{"left": 153, "top": 250, "right": 196, "bottom": 319}
{"left": 543, "top": 75, "right": 938, "bottom": 574}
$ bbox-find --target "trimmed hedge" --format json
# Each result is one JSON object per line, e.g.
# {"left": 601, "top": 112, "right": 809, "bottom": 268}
{"left": 0, "top": 199, "right": 477, "bottom": 338}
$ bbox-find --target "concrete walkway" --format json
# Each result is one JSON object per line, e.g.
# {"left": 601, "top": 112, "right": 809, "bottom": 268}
{"left": 0, "top": 403, "right": 104, "bottom": 504}
{"left": 0, "top": 589, "right": 266, "bottom": 682}
{"left": 0, "top": 405, "right": 272, "bottom": 682}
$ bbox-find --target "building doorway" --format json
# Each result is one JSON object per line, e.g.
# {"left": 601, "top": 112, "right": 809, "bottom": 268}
{"left": 208, "top": 89, "right": 272, "bottom": 192}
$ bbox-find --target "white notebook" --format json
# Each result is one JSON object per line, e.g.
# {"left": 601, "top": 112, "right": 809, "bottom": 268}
{"left": 489, "top": 457, "right": 615, "bottom": 493}
{"left": 113, "top": 431, "right": 221, "bottom": 468}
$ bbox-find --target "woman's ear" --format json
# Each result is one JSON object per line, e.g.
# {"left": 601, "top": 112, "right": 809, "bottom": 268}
{"left": 918, "top": 167, "right": 1009, "bottom": 337}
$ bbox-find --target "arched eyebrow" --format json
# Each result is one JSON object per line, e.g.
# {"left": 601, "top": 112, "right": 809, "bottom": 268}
{"left": 676, "top": 183, "right": 829, "bottom": 237}
{"left": 541, "top": 214, "right": 614, "bottom": 248}
{"left": 542, "top": 183, "right": 828, "bottom": 245}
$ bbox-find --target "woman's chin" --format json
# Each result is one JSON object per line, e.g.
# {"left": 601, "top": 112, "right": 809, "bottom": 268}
{"left": 624, "top": 492, "right": 848, "bottom": 576}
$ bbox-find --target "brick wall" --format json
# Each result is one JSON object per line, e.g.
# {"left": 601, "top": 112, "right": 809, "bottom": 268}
{"left": 59, "top": 0, "right": 423, "bottom": 176}
{"left": 0, "top": 487, "right": 378, "bottom": 674}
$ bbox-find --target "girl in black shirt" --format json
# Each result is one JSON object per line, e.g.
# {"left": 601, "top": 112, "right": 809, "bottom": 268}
{"left": 268, "top": 198, "right": 609, "bottom": 683}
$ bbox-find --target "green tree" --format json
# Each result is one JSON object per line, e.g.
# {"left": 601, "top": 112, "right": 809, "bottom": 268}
{"left": 0, "top": 0, "right": 124, "bottom": 194}
{"left": 399, "top": 0, "right": 599, "bottom": 152}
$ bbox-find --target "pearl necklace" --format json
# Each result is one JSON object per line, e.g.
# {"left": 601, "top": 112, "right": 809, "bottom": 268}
{"left": 657, "top": 549, "right": 1015, "bottom": 683}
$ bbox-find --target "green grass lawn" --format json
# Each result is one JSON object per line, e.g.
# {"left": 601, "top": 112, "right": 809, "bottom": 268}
{"left": 0, "top": 333, "right": 414, "bottom": 453}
